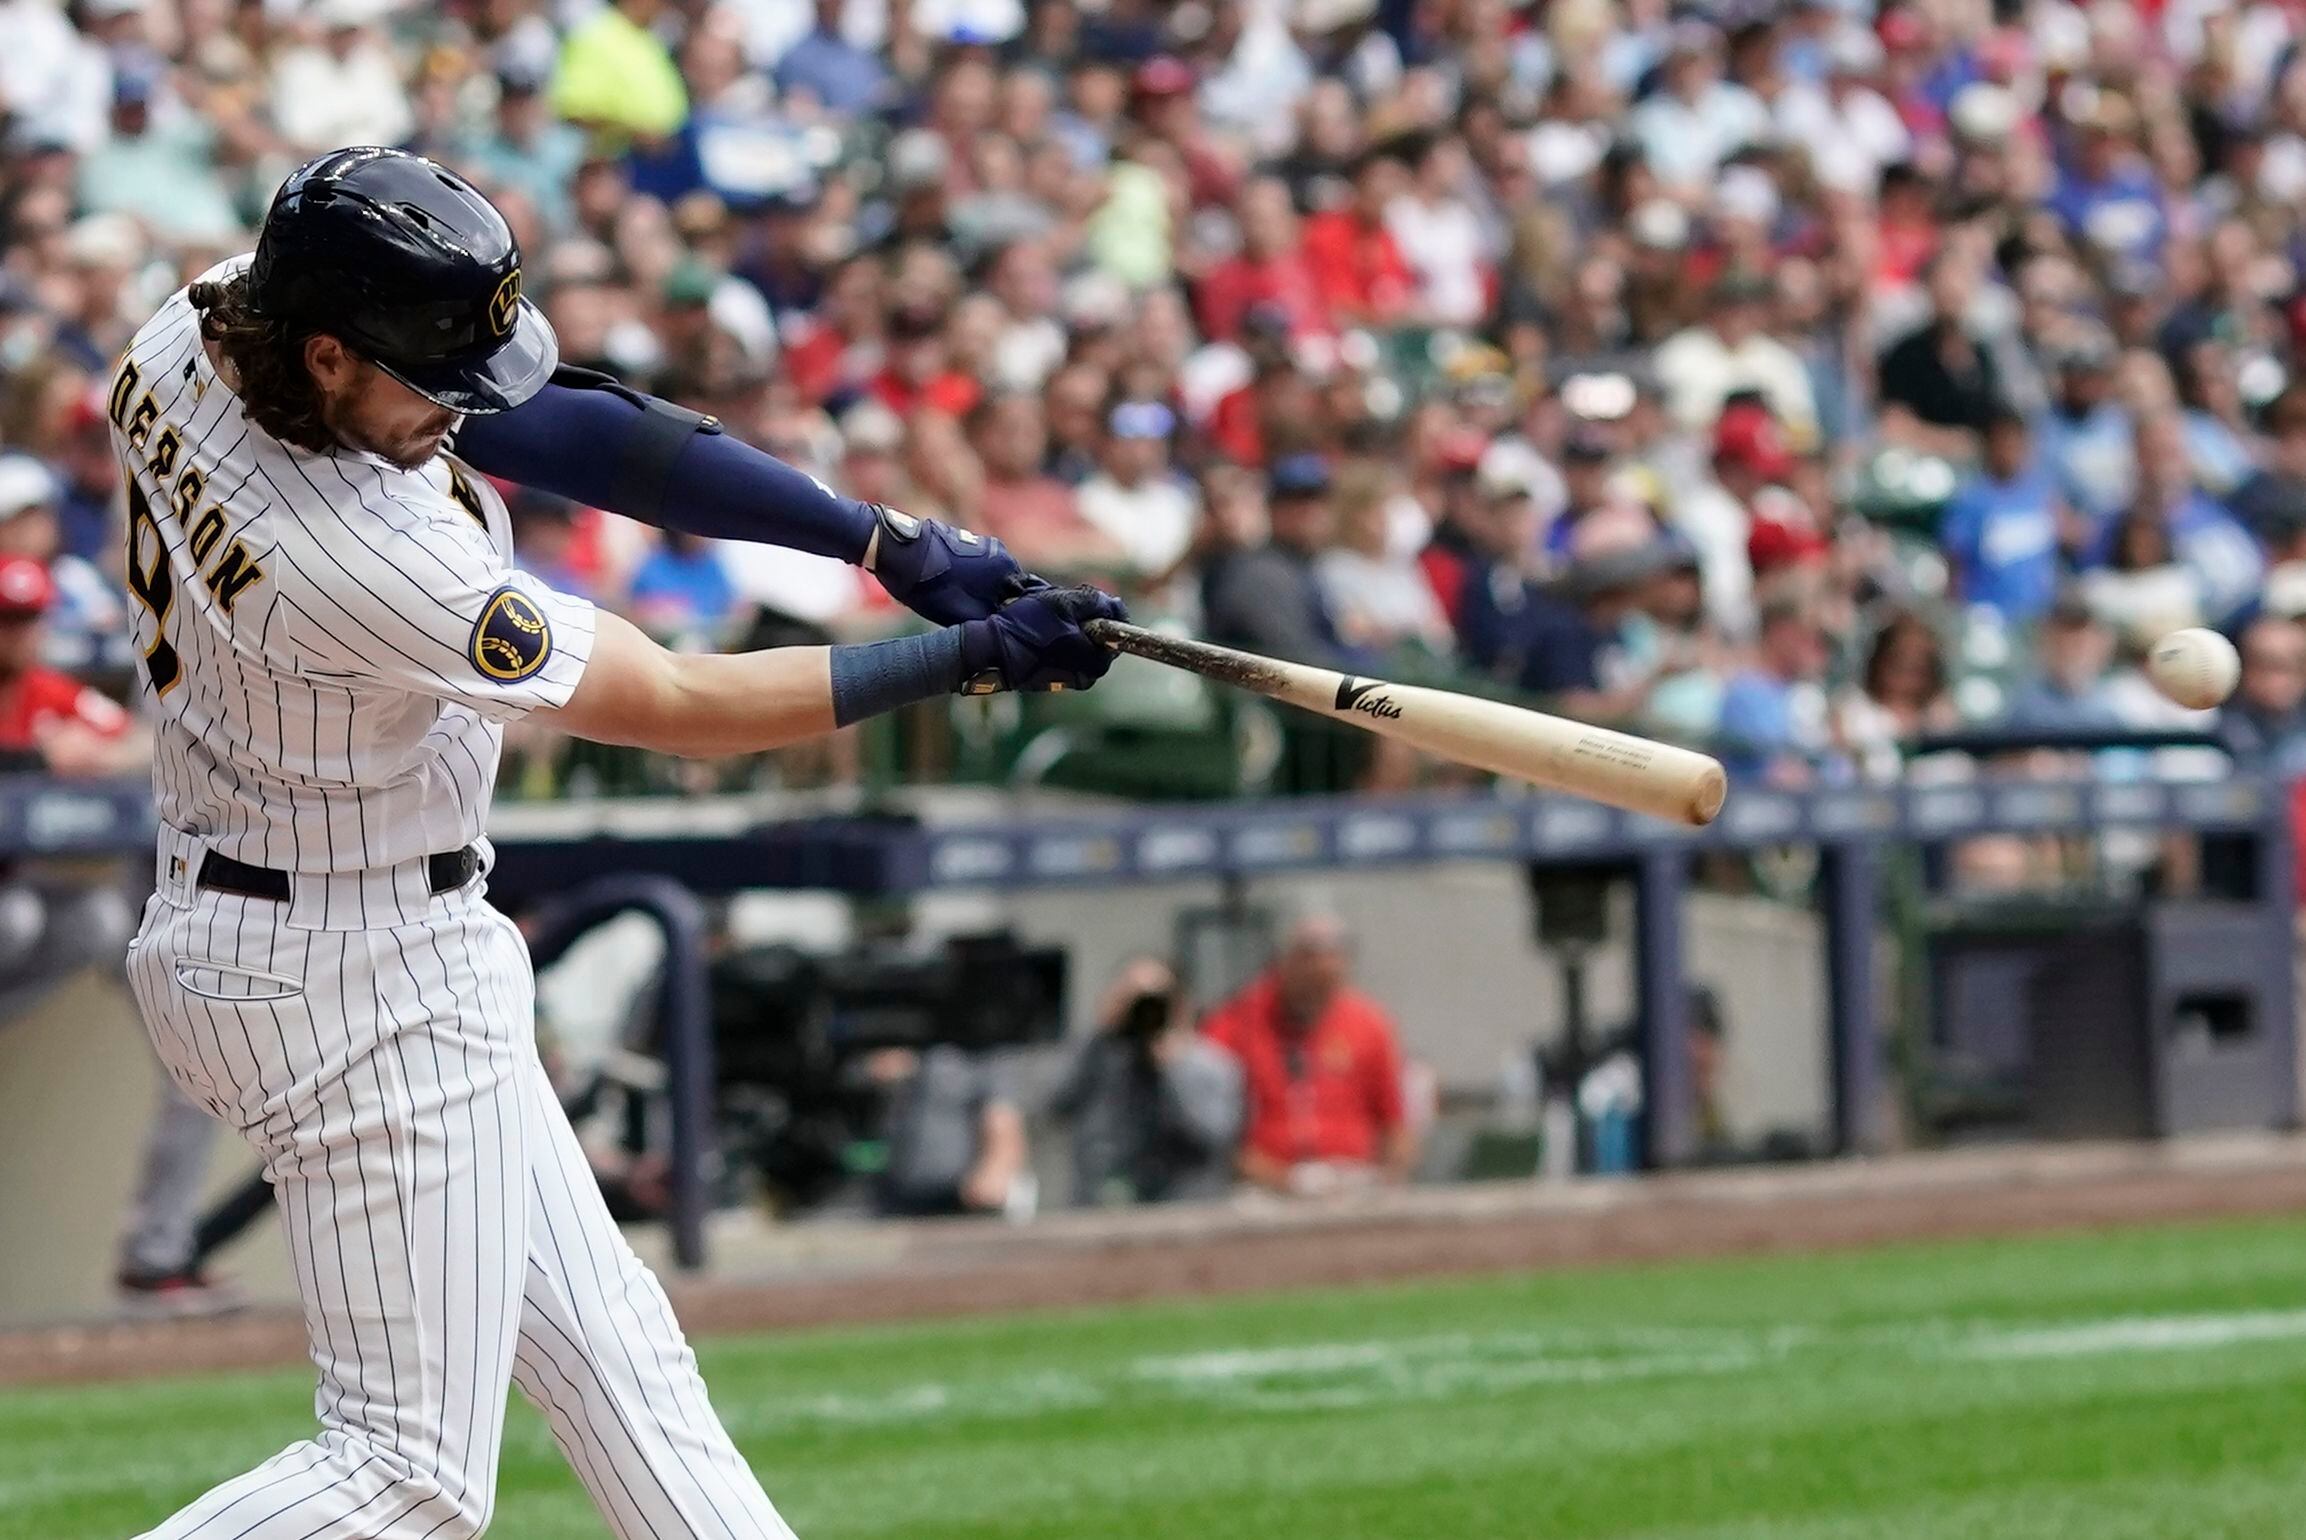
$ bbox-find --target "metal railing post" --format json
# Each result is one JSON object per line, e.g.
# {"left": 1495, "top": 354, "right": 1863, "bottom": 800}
{"left": 525, "top": 875, "right": 717, "bottom": 1271}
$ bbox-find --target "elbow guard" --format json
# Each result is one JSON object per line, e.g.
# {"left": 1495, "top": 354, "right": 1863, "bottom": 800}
{"left": 545, "top": 365, "right": 718, "bottom": 526}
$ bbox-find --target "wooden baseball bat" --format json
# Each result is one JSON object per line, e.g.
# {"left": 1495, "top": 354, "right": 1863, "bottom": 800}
{"left": 1086, "top": 621, "right": 1727, "bottom": 827}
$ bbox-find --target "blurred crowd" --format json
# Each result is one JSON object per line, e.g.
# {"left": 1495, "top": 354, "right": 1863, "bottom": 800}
{"left": 14, "top": 0, "right": 2306, "bottom": 795}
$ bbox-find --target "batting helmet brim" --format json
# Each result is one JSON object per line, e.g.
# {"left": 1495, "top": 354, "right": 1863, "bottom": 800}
{"left": 372, "top": 297, "right": 559, "bottom": 415}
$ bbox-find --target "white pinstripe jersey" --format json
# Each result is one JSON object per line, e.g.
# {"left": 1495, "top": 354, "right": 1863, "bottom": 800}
{"left": 112, "top": 260, "right": 597, "bottom": 874}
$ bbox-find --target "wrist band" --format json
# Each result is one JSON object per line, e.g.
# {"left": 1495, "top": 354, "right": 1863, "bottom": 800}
{"left": 827, "top": 628, "right": 968, "bottom": 727}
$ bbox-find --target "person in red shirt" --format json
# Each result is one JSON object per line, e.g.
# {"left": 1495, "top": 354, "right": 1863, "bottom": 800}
{"left": 781, "top": 253, "right": 886, "bottom": 407}
{"left": 868, "top": 302, "right": 982, "bottom": 421}
{"left": 1206, "top": 306, "right": 1327, "bottom": 469}
{"left": 0, "top": 556, "right": 141, "bottom": 775}
{"left": 1194, "top": 176, "right": 1331, "bottom": 343}
{"left": 1300, "top": 146, "right": 1417, "bottom": 328}
{"left": 1132, "top": 55, "right": 1241, "bottom": 211}
{"left": 967, "top": 390, "right": 1125, "bottom": 572}
{"left": 1201, "top": 911, "right": 1416, "bottom": 1193}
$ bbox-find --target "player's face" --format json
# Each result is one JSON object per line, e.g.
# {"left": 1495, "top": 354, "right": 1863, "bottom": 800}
{"left": 307, "top": 337, "right": 460, "bottom": 470}
{"left": 335, "top": 364, "right": 460, "bottom": 470}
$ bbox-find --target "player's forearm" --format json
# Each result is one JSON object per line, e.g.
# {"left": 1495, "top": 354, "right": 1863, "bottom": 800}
{"left": 624, "top": 646, "right": 840, "bottom": 758}
{"left": 454, "top": 378, "right": 876, "bottom": 562}
{"left": 549, "top": 610, "right": 977, "bottom": 757}
{"left": 551, "top": 630, "right": 836, "bottom": 757}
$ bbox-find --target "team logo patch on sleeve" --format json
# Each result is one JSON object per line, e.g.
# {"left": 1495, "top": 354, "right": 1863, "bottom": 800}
{"left": 472, "top": 586, "right": 552, "bottom": 681}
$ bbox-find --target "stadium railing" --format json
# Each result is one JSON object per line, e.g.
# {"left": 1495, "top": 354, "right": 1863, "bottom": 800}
{"left": 7, "top": 746, "right": 2292, "bottom": 1268}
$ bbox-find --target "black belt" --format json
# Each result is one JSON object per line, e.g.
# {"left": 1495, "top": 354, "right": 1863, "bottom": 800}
{"left": 196, "top": 846, "right": 480, "bottom": 903}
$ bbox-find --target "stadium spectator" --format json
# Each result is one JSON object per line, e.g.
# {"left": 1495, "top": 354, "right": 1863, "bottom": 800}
{"left": 2231, "top": 382, "right": 2306, "bottom": 547}
{"left": 0, "top": 452, "right": 126, "bottom": 676}
{"left": 1051, "top": 955, "right": 1244, "bottom": 1207}
{"left": 1632, "top": 534, "right": 1728, "bottom": 741}
{"left": 1446, "top": 458, "right": 1620, "bottom": 710}
{"left": 550, "top": 0, "right": 688, "bottom": 142}
{"left": 2092, "top": 413, "right": 2263, "bottom": 627}
{"left": 2005, "top": 593, "right": 2126, "bottom": 735}
{"left": 1203, "top": 453, "right": 1360, "bottom": 670}
{"left": 1541, "top": 426, "right": 1626, "bottom": 566}
{"left": 1300, "top": 144, "right": 1414, "bottom": 329}
{"left": 1652, "top": 270, "right": 1817, "bottom": 443}
{"left": 1681, "top": 401, "right": 1802, "bottom": 638}
{"left": 0, "top": 556, "right": 140, "bottom": 777}
{"left": 1201, "top": 911, "right": 1415, "bottom": 1195}
{"left": 2079, "top": 507, "right": 2206, "bottom": 644}
{"left": 1877, "top": 246, "right": 2009, "bottom": 455}
{"left": 2040, "top": 329, "right": 2133, "bottom": 523}
{"left": 870, "top": 1045, "right": 1031, "bottom": 1219}
{"left": 1384, "top": 132, "right": 1491, "bottom": 331}
{"left": 1628, "top": 24, "right": 1766, "bottom": 200}
{"left": 1075, "top": 399, "right": 1197, "bottom": 594}
{"left": 1716, "top": 594, "right": 1837, "bottom": 785}
{"left": 2221, "top": 617, "right": 2306, "bottom": 777}
{"left": 2048, "top": 92, "right": 2165, "bottom": 265}
{"left": 1316, "top": 461, "right": 1451, "bottom": 660}
{"left": 1940, "top": 407, "right": 2064, "bottom": 626}
{"left": 271, "top": 0, "right": 419, "bottom": 155}
{"left": 1195, "top": 175, "right": 1325, "bottom": 344}
{"left": 1835, "top": 610, "right": 1957, "bottom": 784}
{"left": 10, "top": 0, "right": 2306, "bottom": 817}
{"left": 78, "top": 59, "right": 240, "bottom": 246}
{"left": 626, "top": 530, "right": 739, "bottom": 643}
{"left": 871, "top": 300, "right": 980, "bottom": 420}
{"left": 967, "top": 388, "right": 1121, "bottom": 572}
{"left": 775, "top": 0, "right": 891, "bottom": 117}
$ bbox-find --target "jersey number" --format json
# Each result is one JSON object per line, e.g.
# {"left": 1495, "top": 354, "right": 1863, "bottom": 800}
{"left": 124, "top": 482, "right": 183, "bottom": 696}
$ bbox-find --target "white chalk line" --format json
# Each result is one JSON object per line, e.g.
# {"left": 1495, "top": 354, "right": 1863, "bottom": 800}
{"left": 703, "top": 1307, "right": 2306, "bottom": 1436}
{"left": 14, "top": 1307, "right": 2306, "bottom": 1507}
{"left": 1951, "top": 1308, "right": 2306, "bottom": 1360}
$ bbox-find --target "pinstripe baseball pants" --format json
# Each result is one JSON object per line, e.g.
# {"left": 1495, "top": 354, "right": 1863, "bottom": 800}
{"left": 124, "top": 840, "right": 797, "bottom": 1540}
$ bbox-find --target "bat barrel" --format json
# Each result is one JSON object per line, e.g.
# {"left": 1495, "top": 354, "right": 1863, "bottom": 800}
{"left": 1539, "top": 729, "right": 1727, "bottom": 827}
{"left": 1086, "top": 620, "right": 1728, "bottom": 826}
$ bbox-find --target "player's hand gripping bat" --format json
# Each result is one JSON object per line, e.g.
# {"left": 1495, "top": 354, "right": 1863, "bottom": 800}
{"left": 1086, "top": 621, "right": 1727, "bottom": 827}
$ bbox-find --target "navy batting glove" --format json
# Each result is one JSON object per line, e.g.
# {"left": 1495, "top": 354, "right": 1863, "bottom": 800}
{"left": 867, "top": 506, "right": 1046, "bottom": 625}
{"left": 957, "top": 586, "right": 1129, "bottom": 694}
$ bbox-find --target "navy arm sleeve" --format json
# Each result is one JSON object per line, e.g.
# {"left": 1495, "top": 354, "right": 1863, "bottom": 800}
{"left": 452, "top": 375, "right": 878, "bottom": 564}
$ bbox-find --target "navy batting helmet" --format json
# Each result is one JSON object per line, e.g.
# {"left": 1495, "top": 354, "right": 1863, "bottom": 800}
{"left": 247, "top": 147, "right": 558, "bottom": 413}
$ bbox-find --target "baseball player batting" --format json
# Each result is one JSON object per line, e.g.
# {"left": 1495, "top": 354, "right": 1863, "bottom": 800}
{"left": 113, "top": 146, "right": 1123, "bottom": 1540}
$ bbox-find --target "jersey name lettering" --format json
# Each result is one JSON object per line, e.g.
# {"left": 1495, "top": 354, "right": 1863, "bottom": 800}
{"left": 109, "top": 355, "right": 270, "bottom": 642}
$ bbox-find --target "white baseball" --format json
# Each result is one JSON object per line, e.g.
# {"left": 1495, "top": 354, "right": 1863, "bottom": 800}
{"left": 2147, "top": 627, "right": 2241, "bottom": 711}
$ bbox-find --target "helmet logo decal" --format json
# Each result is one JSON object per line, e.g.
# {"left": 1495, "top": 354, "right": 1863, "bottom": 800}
{"left": 488, "top": 269, "right": 521, "bottom": 339}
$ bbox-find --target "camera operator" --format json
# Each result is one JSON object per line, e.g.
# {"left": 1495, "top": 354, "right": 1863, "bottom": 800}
{"left": 868, "top": 1046, "right": 1031, "bottom": 1219}
{"left": 1051, "top": 956, "right": 1245, "bottom": 1207}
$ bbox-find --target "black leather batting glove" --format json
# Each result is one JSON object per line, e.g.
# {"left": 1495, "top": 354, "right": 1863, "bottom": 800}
{"left": 956, "top": 586, "right": 1129, "bottom": 694}
{"left": 866, "top": 505, "right": 1048, "bottom": 626}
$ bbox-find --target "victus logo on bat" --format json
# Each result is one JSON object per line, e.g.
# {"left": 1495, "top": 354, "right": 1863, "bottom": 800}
{"left": 1333, "top": 677, "right": 1403, "bottom": 720}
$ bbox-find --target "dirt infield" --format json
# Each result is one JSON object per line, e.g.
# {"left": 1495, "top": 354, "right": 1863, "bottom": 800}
{"left": 9, "top": 1136, "right": 2306, "bottom": 1388}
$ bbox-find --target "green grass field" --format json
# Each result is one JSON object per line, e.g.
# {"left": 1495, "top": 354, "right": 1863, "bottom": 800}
{"left": 11, "top": 1214, "right": 2306, "bottom": 1539}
